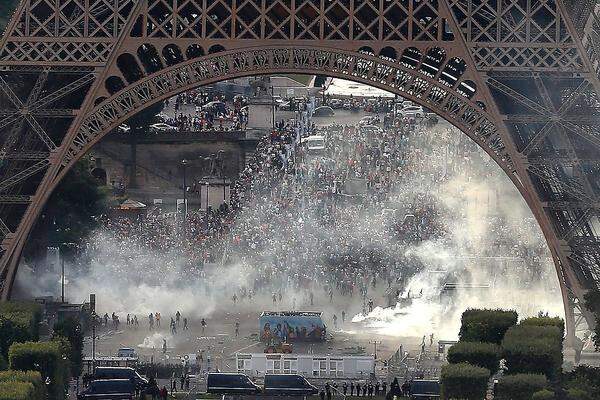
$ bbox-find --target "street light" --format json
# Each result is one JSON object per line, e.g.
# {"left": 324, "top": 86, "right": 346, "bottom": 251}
{"left": 181, "top": 159, "right": 188, "bottom": 221}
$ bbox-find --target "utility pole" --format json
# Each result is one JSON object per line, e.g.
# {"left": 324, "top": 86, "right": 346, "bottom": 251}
{"left": 90, "top": 294, "right": 96, "bottom": 373}
{"left": 271, "top": 85, "right": 276, "bottom": 130}
{"left": 61, "top": 255, "right": 65, "bottom": 303}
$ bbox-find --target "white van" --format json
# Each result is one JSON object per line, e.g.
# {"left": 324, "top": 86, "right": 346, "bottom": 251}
{"left": 301, "top": 135, "right": 326, "bottom": 153}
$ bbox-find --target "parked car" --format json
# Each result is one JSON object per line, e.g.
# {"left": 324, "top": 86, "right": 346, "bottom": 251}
{"left": 399, "top": 105, "right": 424, "bottom": 118}
{"left": 77, "top": 379, "right": 135, "bottom": 400}
{"left": 206, "top": 373, "right": 261, "bottom": 395}
{"left": 93, "top": 367, "right": 148, "bottom": 391}
{"left": 149, "top": 123, "right": 176, "bottom": 133}
{"left": 263, "top": 374, "right": 319, "bottom": 396}
{"left": 313, "top": 106, "right": 335, "bottom": 117}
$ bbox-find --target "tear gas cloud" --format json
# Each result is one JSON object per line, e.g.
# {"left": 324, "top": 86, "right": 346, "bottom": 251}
{"left": 15, "top": 118, "right": 562, "bottom": 341}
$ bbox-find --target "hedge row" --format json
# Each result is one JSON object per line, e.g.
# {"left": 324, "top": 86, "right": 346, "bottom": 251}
{"left": 458, "top": 309, "right": 518, "bottom": 344}
{"left": 0, "top": 371, "right": 45, "bottom": 400}
{"left": 502, "top": 324, "right": 563, "bottom": 379}
{"left": 0, "top": 382, "right": 36, "bottom": 400}
{"left": 496, "top": 373, "right": 548, "bottom": 400}
{"left": 520, "top": 316, "right": 565, "bottom": 338}
{"left": 8, "top": 341, "right": 69, "bottom": 400}
{"left": 440, "top": 362, "right": 489, "bottom": 400}
{"left": 0, "top": 302, "right": 41, "bottom": 357}
{"left": 447, "top": 341, "right": 501, "bottom": 373}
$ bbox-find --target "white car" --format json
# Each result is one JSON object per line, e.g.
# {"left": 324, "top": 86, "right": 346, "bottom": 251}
{"left": 150, "top": 123, "right": 176, "bottom": 133}
{"left": 399, "top": 106, "right": 424, "bottom": 119}
{"left": 117, "top": 124, "right": 130, "bottom": 133}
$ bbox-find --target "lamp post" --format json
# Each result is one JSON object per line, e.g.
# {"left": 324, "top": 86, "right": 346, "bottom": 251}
{"left": 271, "top": 85, "right": 275, "bottom": 130}
{"left": 181, "top": 159, "right": 188, "bottom": 222}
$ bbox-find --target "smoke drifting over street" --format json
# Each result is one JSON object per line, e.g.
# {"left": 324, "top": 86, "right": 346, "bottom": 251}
{"left": 15, "top": 109, "right": 562, "bottom": 341}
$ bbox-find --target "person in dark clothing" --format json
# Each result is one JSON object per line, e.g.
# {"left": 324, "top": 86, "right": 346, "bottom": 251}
{"left": 180, "top": 375, "right": 185, "bottom": 391}
{"left": 382, "top": 381, "right": 387, "bottom": 395}
{"left": 375, "top": 382, "right": 380, "bottom": 396}
{"left": 159, "top": 386, "right": 168, "bottom": 400}
{"left": 401, "top": 380, "right": 411, "bottom": 396}
{"left": 368, "top": 383, "right": 373, "bottom": 397}
{"left": 362, "top": 384, "right": 367, "bottom": 396}
{"left": 386, "top": 378, "right": 401, "bottom": 400}
{"left": 319, "top": 389, "right": 326, "bottom": 400}
{"left": 356, "top": 382, "right": 361, "bottom": 397}
{"left": 350, "top": 381, "right": 355, "bottom": 396}
{"left": 343, "top": 382, "right": 348, "bottom": 396}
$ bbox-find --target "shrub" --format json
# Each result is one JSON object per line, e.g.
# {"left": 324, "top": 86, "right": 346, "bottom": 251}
{"left": 0, "top": 371, "right": 45, "bottom": 400}
{"left": 0, "top": 302, "right": 42, "bottom": 356}
{"left": 458, "top": 309, "right": 517, "bottom": 344}
{"left": 53, "top": 317, "right": 83, "bottom": 376}
{"left": 532, "top": 389, "right": 555, "bottom": 400}
{"left": 8, "top": 341, "right": 69, "bottom": 400}
{"left": 566, "top": 388, "right": 594, "bottom": 400}
{"left": 563, "top": 365, "right": 600, "bottom": 399}
{"left": 0, "top": 381, "right": 35, "bottom": 400}
{"left": 496, "top": 374, "right": 548, "bottom": 400}
{"left": 447, "top": 341, "right": 501, "bottom": 372}
{"left": 502, "top": 325, "right": 563, "bottom": 378}
{"left": 440, "top": 362, "right": 489, "bottom": 400}
{"left": 520, "top": 317, "right": 565, "bottom": 338}
{"left": 0, "top": 302, "right": 41, "bottom": 340}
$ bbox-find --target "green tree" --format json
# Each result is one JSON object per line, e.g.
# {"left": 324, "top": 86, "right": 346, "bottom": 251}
{"left": 502, "top": 325, "right": 563, "bottom": 379}
{"left": 24, "top": 157, "right": 109, "bottom": 261}
{"left": 458, "top": 309, "right": 518, "bottom": 344}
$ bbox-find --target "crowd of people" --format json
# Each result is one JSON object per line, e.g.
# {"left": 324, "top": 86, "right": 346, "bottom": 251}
{"left": 76, "top": 92, "right": 558, "bottom": 330}
{"left": 160, "top": 91, "right": 249, "bottom": 132}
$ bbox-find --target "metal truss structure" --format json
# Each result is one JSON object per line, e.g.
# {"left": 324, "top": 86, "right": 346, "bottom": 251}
{"left": 0, "top": 0, "right": 599, "bottom": 344}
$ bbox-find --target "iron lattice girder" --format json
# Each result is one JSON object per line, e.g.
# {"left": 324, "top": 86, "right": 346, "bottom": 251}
{"left": 0, "top": 1, "right": 597, "bottom": 339}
